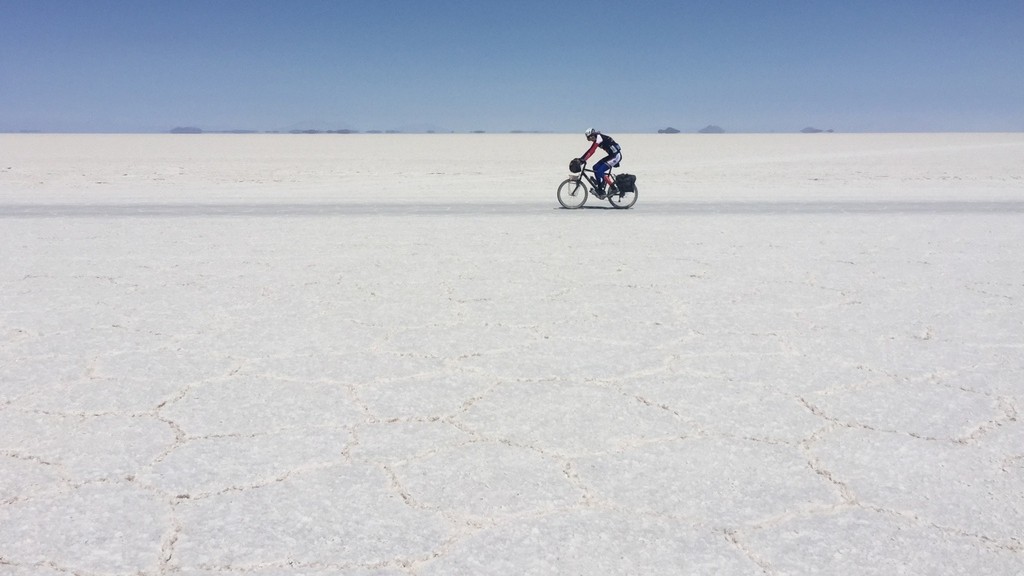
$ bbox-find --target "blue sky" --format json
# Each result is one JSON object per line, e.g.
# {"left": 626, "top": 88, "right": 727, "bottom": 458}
{"left": 2, "top": 0, "right": 1022, "bottom": 133}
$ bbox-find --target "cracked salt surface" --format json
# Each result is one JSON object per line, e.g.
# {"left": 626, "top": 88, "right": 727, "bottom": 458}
{"left": 1, "top": 134, "right": 1023, "bottom": 574}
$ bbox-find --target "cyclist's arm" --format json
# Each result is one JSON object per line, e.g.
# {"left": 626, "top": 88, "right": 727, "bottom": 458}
{"left": 581, "top": 139, "right": 600, "bottom": 161}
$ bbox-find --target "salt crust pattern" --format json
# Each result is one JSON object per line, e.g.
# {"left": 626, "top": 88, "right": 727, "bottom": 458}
{"left": 1, "top": 134, "right": 1022, "bottom": 575}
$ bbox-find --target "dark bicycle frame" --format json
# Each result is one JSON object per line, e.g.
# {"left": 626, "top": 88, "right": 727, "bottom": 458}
{"left": 573, "top": 160, "right": 622, "bottom": 197}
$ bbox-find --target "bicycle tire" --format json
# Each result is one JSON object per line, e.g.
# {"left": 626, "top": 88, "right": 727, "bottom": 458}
{"left": 557, "top": 178, "right": 589, "bottom": 209}
{"left": 608, "top": 185, "right": 638, "bottom": 209}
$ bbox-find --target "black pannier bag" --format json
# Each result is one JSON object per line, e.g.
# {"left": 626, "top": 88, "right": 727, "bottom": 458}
{"left": 615, "top": 173, "right": 636, "bottom": 192}
{"left": 569, "top": 158, "right": 582, "bottom": 173}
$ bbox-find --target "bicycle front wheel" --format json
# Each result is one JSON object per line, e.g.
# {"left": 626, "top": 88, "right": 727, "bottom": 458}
{"left": 608, "top": 185, "right": 638, "bottom": 209}
{"left": 557, "top": 178, "right": 589, "bottom": 209}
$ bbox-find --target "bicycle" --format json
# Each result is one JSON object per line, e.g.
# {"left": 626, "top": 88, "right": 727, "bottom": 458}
{"left": 556, "top": 159, "right": 638, "bottom": 209}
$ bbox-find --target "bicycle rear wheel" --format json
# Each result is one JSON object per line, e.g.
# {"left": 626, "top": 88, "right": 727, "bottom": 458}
{"left": 557, "top": 178, "right": 589, "bottom": 209}
{"left": 608, "top": 185, "right": 638, "bottom": 209}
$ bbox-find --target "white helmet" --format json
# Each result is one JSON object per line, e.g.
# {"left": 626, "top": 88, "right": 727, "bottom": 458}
{"left": 584, "top": 128, "right": 596, "bottom": 138}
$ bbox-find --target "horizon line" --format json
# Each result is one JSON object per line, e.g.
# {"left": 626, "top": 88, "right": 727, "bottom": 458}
{"left": 4, "top": 129, "right": 1024, "bottom": 135}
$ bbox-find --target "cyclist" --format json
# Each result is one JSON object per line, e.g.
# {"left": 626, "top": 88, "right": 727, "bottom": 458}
{"left": 577, "top": 128, "right": 622, "bottom": 194}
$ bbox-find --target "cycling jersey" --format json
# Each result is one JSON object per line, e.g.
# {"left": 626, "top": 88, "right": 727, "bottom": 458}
{"left": 597, "top": 134, "right": 621, "bottom": 155}
{"left": 582, "top": 133, "right": 621, "bottom": 161}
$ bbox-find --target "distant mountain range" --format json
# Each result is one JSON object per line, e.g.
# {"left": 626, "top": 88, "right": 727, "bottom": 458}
{"left": 656, "top": 125, "right": 836, "bottom": 134}
{"left": 167, "top": 125, "right": 839, "bottom": 135}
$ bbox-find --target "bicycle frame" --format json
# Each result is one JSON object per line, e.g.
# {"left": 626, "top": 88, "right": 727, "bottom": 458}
{"left": 572, "top": 161, "right": 617, "bottom": 195}
{"left": 558, "top": 158, "right": 637, "bottom": 209}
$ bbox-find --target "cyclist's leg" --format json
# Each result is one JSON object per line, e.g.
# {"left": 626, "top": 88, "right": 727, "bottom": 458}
{"left": 596, "top": 153, "right": 621, "bottom": 189}
{"left": 604, "top": 152, "right": 622, "bottom": 189}
{"left": 595, "top": 157, "right": 610, "bottom": 189}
